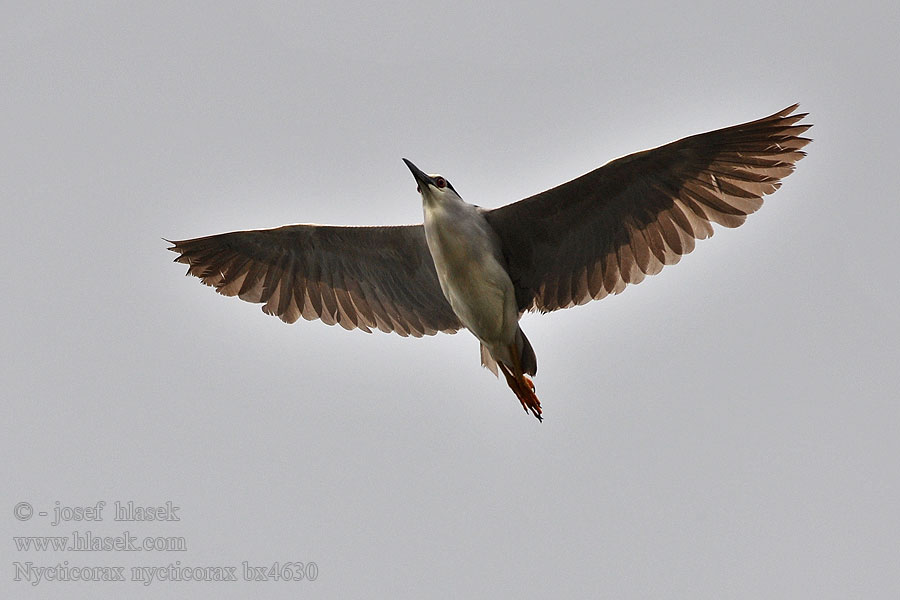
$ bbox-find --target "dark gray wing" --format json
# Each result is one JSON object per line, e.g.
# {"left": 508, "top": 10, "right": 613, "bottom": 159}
{"left": 168, "top": 224, "right": 462, "bottom": 337}
{"left": 483, "top": 104, "right": 812, "bottom": 312}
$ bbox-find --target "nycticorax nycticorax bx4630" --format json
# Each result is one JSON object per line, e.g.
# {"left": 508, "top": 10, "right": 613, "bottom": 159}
{"left": 168, "top": 105, "right": 811, "bottom": 421}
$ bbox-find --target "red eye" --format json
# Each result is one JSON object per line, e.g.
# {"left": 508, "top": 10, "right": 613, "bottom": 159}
{"left": 434, "top": 177, "right": 447, "bottom": 188}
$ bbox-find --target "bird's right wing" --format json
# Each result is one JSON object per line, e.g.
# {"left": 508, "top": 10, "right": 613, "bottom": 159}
{"left": 483, "top": 104, "right": 812, "bottom": 312}
{"left": 168, "top": 224, "right": 462, "bottom": 337}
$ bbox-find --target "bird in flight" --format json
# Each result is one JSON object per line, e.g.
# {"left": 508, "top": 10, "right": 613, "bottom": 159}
{"left": 168, "top": 105, "right": 811, "bottom": 421}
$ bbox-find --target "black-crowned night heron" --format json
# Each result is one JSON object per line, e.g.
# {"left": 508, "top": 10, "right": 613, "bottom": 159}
{"left": 168, "top": 105, "right": 811, "bottom": 421}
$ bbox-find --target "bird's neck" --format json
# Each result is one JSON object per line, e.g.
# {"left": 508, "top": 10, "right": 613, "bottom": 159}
{"left": 423, "top": 192, "right": 470, "bottom": 216}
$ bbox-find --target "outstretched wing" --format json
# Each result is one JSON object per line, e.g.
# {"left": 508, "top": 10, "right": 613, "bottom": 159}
{"left": 168, "top": 224, "right": 462, "bottom": 337}
{"left": 483, "top": 104, "right": 812, "bottom": 312}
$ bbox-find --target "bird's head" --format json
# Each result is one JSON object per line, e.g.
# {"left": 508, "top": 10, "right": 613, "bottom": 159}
{"left": 403, "top": 158, "right": 460, "bottom": 204}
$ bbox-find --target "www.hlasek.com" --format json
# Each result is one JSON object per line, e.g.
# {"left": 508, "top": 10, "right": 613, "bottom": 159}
{"left": 13, "top": 561, "right": 319, "bottom": 586}
{"left": 15, "top": 530, "right": 186, "bottom": 552}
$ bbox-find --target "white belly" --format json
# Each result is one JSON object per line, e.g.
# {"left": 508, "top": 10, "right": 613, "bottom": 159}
{"left": 423, "top": 204, "right": 518, "bottom": 346}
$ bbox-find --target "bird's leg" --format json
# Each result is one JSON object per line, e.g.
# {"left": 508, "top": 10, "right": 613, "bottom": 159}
{"left": 498, "top": 344, "right": 542, "bottom": 421}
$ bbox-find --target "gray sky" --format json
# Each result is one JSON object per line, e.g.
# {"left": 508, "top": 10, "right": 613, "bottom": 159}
{"left": 3, "top": 2, "right": 898, "bottom": 598}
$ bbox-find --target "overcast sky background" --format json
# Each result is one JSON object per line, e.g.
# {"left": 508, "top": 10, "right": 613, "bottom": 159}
{"left": 3, "top": 2, "right": 898, "bottom": 598}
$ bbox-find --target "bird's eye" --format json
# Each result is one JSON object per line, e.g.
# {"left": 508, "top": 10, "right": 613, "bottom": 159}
{"left": 434, "top": 177, "right": 447, "bottom": 189}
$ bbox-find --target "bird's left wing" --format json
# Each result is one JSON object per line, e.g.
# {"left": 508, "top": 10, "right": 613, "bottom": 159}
{"left": 168, "top": 224, "right": 462, "bottom": 337}
{"left": 483, "top": 104, "right": 812, "bottom": 313}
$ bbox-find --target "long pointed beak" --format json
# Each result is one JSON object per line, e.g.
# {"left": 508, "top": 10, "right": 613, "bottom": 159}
{"left": 403, "top": 158, "right": 435, "bottom": 190}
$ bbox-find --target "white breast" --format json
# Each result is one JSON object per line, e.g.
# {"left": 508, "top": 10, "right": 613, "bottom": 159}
{"left": 423, "top": 200, "right": 519, "bottom": 346}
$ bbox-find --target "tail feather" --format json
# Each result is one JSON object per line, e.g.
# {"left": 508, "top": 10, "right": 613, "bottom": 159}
{"left": 480, "top": 327, "right": 537, "bottom": 377}
{"left": 516, "top": 328, "right": 537, "bottom": 376}
{"left": 480, "top": 343, "right": 499, "bottom": 376}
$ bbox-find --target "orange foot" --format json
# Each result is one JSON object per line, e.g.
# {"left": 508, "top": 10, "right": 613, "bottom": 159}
{"left": 515, "top": 375, "right": 543, "bottom": 421}
{"left": 500, "top": 365, "right": 543, "bottom": 421}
